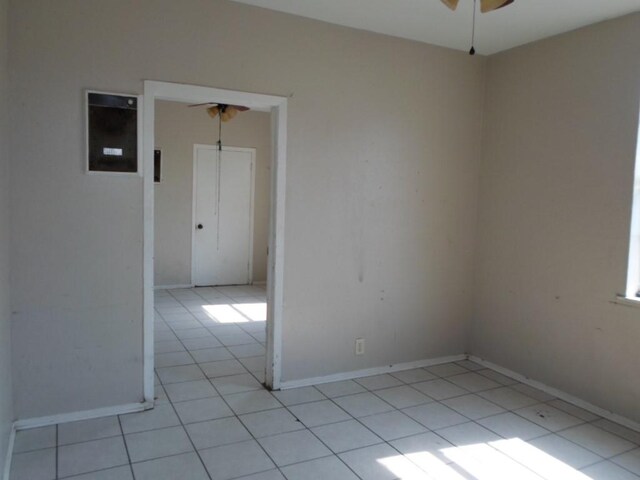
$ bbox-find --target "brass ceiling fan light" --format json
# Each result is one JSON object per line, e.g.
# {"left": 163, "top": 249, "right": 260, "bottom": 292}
{"left": 440, "top": 0, "right": 513, "bottom": 12}
{"left": 440, "top": 0, "right": 515, "bottom": 55}
{"left": 189, "top": 102, "right": 250, "bottom": 150}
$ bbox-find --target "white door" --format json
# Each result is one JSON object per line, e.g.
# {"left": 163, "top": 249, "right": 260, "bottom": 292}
{"left": 193, "top": 145, "right": 255, "bottom": 286}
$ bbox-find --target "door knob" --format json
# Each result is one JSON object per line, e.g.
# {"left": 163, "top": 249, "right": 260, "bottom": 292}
{"left": 197, "top": 224, "right": 203, "bottom": 230}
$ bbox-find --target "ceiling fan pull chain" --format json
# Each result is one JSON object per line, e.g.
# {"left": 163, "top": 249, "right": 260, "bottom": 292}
{"left": 470, "top": 0, "right": 477, "bottom": 55}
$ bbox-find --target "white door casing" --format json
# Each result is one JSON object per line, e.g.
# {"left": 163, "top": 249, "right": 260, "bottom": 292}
{"left": 192, "top": 145, "right": 255, "bottom": 286}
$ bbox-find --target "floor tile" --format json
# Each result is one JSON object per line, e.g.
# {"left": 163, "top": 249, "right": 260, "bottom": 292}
{"left": 339, "top": 443, "right": 430, "bottom": 480}
{"left": 58, "top": 416, "right": 121, "bottom": 445}
{"left": 477, "top": 386, "right": 539, "bottom": 410}
{"left": 156, "top": 364, "right": 206, "bottom": 384}
{"left": 514, "top": 403, "right": 584, "bottom": 432}
{"left": 315, "top": 380, "right": 366, "bottom": 398}
{"left": 13, "top": 426, "right": 56, "bottom": 453}
{"left": 455, "top": 360, "right": 484, "bottom": 371}
{"left": 190, "top": 347, "right": 234, "bottom": 363}
{"left": 200, "top": 358, "right": 248, "bottom": 378}
{"left": 235, "top": 470, "right": 285, "bottom": 480}
{"left": 224, "top": 390, "right": 282, "bottom": 414}
{"left": 182, "top": 336, "right": 224, "bottom": 350}
{"left": 390, "top": 368, "right": 437, "bottom": 384}
{"left": 442, "top": 393, "right": 506, "bottom": 420}
{"left": 239, "top": 407, "right": 305, "bottom": 438}
{"left": 547, "top": 399, "right": 601, "bottom": 422}
{"left": 447, "top": 372, "right": 501, "bottom": 392}
{"left": 119, "top": 403, "right": 180, "bottom": 434}
{"left": 58, "top": 436, "right": 129, "bottom": 478}
{"left": 257, "top": 429, "right": 332, "bottom": 466}
{"left": 228, "top": 343, "right": 266, "bottom": 358}
{"left": 476, "top": 369, "right": 519, "bottom": 386}
{"left": 216, "top": 333, "right": 257, "bottom": 346}
{"left": 478, "top": 411, "right": 550, "bottom": 441}
{"left": 131, "top": 452, "right": 208, "bottom": 480}
{"left": 581, "top": 460, "right": 640, "bottom": 479}
{"left": 212, "top": 373, "right": 264, "bottom": 395}
{"left": 559, "top": 423, "right": 636, "bottom": 458}
{"left": 154, "top": 351, "right": 195, "bottom": 368}
{"left": 272, "top": 386, "right": 326, "bottom": 406}
{"left": 359, "top": 410, "right": 427, "bottom": 441}
{"left": 412, "top": 379, "right": 468, "bottom": 400}
{"left": 528, "top": 433, "right": 604, "bottom": 468}
{"left": 426, "top": 363, "right": 469, "bottom": 377}
{"left": 173, "top": 396, "right": 234, "bottom": 424}
{"left": 373, "top": 385, "right": 432, "bottom": 409}
{"left": 154, "top": 340, "right": 186, "bottom": 354}
{"left": 355, "top": 374, "right": 404, "bottom": 391}
{"left": 199, "top": 439, "right": 275, "bottom": 480}
{"left": 403, "top": 402, "right": 468, "bottom": 430}
{"left": 281, "top": 455, "right": 359, "bottom": 479}
{"left": 186, "top": 416, "right": 252, "bottom": 450}
{"left": 63, "top": 465, "right": 133, "bottom": 479}
{"left": 511, "top": 383, "right": 556, "bottom": 402}
{"left": 163, "top": 379, "right": 219, "bottom": 403}
{"left": 435, "top": 421, "right": 502, "bottom": 446}
{"left": 593, "top": 419, "right": 640, "bottom": 445}
{"left": 288, "top": 399, "right": 352, "bottom": 427}
{"left": 239, "top": 355, "right": 266, "bottom": 372}
{"left": 333, "top": 392, "right": 395, "bottom": 418}
{"left": 390, "top": 431, "right": 455, "bottom": 465}
{"left": 312, "top": 419, "right": 383, "bottom": 453}
{"left": 125, "top": 426, "right": 193, "bottom": 463}
{"left": 613, "top": 448, "right": 640, "bottom": 475}
{"left": 10, "top": 448, "right": 56, "bottom": 480}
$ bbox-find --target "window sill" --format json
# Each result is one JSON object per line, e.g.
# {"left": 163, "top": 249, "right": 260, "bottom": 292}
{"left": 612, "top": 295, "right": 640, "bottom": 308}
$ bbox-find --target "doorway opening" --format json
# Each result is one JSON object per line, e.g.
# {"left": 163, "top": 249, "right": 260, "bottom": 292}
{"left": 142, "top": 81, "right": 287, "bottom": 403}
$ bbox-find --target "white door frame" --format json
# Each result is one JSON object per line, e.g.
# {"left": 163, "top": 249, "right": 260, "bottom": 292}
{"left": 191, "top": 144, "right": 256, "bottom": 287}
{"left": 143, "top": 80, "right": 287, "bottom": 398}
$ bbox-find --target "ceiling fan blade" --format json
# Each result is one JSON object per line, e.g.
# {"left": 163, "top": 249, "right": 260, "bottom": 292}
{"left": 480, "top": 0, "right": 514, "bottom": 13}
{"left": 188, "top": 102, "right": 219, "bottom": 107}
{"left": 440, "top": 0, "right": 459, "bottom": 10}
{"left": 233, "top": 105, "right": 250, "bottom": 112}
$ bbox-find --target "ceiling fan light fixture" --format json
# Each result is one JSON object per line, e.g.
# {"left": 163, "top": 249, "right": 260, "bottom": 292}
{"left": 440, "top": 0, "right": 460, "bottom": 11}
{"left": 206, "top": 106, "right": 220, "bottom": 119}
{"left": 480, "top": 0, "right": 514, "bottom": 13}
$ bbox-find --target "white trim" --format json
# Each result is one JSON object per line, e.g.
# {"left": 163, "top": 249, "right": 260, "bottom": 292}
{"left": 14, "top": 402, "right": 153, "bottom": 431}
{"left": 612, "top": 295, "right": 640, "bottom": 308}
{"left": 2, "top": 423, "right": 16, "bottom": 480}
{"left": 154, "top": 284, "right": 194, "bottom": 290}
{"left": 468, "top": 355, "right": 640, "bottom": 433}
{"left": 191, "top": 145, "right": 256, "bottom": 287}
{"left": 143, "top": 81, "right": 287, "bottom": 391}
{"left": 278, "top": 354, "right": 467, "bottom": 390}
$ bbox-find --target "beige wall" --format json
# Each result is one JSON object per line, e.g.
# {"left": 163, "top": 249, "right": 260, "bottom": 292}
{"left": 0, "top": 0, "right": 13, "bottom": 469}
{"left": 473, "top": 14, "right": 640, "bottom": 422}
{"left": 9, "top": 0, "right": 484, "bottom": 418}
{"left": 154, "top": 102, "right": 271, "bottom": 286}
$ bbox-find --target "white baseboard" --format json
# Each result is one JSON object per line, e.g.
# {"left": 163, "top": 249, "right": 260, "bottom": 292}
{"left": 279, "top": 354, "right": 467, "bottom": 390}
{"left": 14, "top": 401, "right": 153, "bottom": 431}
{"left": 154, "top": 284, "right": 194, "bottom": 290}
{"left": 2, "top": 423, "right": 16, "bottom": 480}
{"left": 468, "top": 355, "right": 640, "bottom": 433}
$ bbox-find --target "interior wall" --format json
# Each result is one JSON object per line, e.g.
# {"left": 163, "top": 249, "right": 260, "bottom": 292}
{"left": 473, "top": 13, "right": 640, "bottom": 422}
{"left": 154, "top": 101, "right": 271, "bottom": 287}
{"left": 0, "top": 0, "right": 14, "bottom": 468}
{"left": 9, "top": 0, "right": 484, "bottom": 417}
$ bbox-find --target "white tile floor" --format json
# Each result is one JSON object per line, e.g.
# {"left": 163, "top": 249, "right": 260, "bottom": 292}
{"left": 10, "top": 287, "right": 640, "bottom": 479}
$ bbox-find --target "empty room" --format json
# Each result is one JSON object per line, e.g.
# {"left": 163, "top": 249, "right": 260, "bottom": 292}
{"left": 1, "top": 0, "right": 639, "bottom": 479}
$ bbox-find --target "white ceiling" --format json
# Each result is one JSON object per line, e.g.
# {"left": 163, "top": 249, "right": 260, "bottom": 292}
{"left": 230, "top": 0, "right": 640, "bottom": 55}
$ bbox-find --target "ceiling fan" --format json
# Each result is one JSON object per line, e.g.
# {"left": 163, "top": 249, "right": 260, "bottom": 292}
{"left": 440, "top": 0, "right": 516, "bottom": 55}
{"left": 188, "top": 102, "right": 250, "bottom": 149}
{"left": 441, "top": 0, "right": 514, "bottom": 13}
